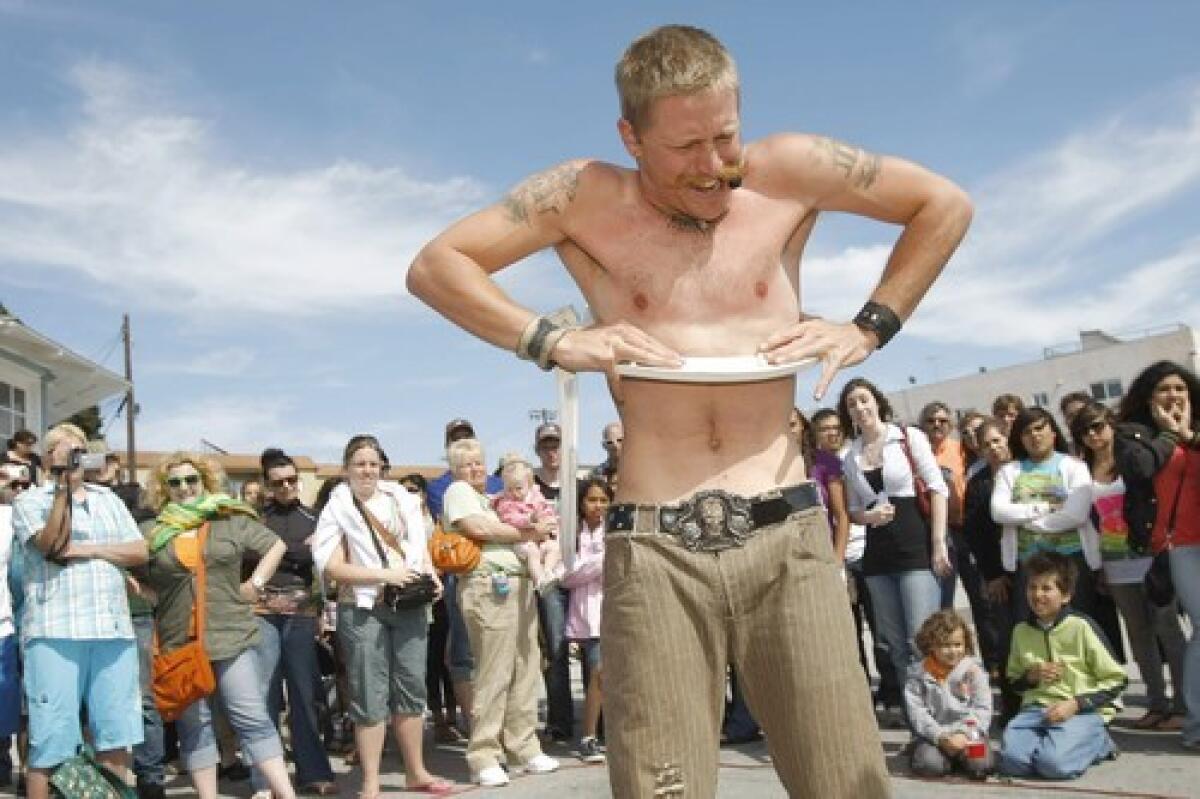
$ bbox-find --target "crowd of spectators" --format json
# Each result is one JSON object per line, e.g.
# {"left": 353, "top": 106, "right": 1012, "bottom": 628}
{"left": 0, "top": 357, "right": 1196, "bottom": 794}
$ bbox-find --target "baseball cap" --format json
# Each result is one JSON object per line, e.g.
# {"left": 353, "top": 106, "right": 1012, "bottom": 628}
{"left": 444, "top": 418, "right": 476, "bottom": 446}
{"left": 535, "top": 422, "right": 562, "bottom": 446}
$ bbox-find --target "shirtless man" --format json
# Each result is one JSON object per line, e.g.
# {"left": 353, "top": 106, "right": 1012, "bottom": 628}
{"left": 408, "top": 25, "right": 972, "bottom": 797}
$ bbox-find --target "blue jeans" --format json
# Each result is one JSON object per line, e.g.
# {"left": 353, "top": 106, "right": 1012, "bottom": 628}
{"left": 537, "top": 586, "right": 573, "bottom": 737}
{"left": 442, "top": 574, "right": 474, "bottom": 683}
{"left": 1000, "top": 707, "right": 1113, "bottom": 779}
{"left": 864, "top": 569, "right": 940, "bottom": 692}
{"left": 177, "top": 647, "right": 283, "bottom": 772}
{"left": 1170, "top": 544, "right": 1200, "bottom": 745}
{"left": 132, "top": 615, "right": 165, "bottom": 787}
{"left": 723, "top": 668, "right": 760, "bottom": 739}
{"left": 250, "top": 614, "right": 334, "bottom": 789}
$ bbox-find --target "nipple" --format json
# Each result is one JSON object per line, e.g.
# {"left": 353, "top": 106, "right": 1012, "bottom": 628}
{"left": 633, "top": 292, "right": 649, "bottom": 311}
{"left": 754, "top": 281, "right": 768, "bottom": 299}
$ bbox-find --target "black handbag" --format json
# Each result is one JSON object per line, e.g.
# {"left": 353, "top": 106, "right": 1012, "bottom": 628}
{"left": 353, "top": 495, "right": 437, "bottom": 611}
{"left": 1143, "top": 455, "right": 1188, "bottom": 608}
{"left": 382, "top": 574, "right": 439, "bottom": 610}
{"left": 1144, "top": 551, "right": 1174, "bottom": 608}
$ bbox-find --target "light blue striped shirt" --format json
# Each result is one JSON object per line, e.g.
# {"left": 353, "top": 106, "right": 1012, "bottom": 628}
{"left": 11, "top": 483, "right": 140, "bottom": 642}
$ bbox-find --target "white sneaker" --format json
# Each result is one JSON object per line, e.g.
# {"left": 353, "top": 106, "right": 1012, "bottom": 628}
{"left": 523, "top": 753, "right": 560, "bottom": 774}
{"left": 474, "top": 765, "right": 510, "bottom": 786}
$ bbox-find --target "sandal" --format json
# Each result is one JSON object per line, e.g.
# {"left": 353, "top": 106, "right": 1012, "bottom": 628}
{"left": 1133, "top": 710, "right": 1169, "bottom": 730}
{"left": 406, "top": 778, "right": 456, "bottom": 795}
{"left": 1158, "top": 714, "right": 1185, "bottom": 731}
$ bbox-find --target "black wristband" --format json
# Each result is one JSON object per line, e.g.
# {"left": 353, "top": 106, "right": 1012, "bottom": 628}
{"left": 853, "top": 301, "right": 903, "bottom": 348}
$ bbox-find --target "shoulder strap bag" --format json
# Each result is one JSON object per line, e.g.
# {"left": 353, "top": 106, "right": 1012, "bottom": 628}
{"left": 898, "top": 428, "right": 933, "bottom": 521}
{"left": 354, "top": 495, "right": 437, "bottom": 610}
{"left": 151, "top": 522, "right": 217, "bottom": 721}
{"left": 1144, "top": 455, "right": 1188, "bottom": 608}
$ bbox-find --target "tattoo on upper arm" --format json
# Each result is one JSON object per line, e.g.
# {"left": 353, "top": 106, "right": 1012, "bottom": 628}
{"left": 811, "top": 136, "right": 882, "bottom": 190}
{"left": 503, "top": 162, "right": 584, "bottom": 226}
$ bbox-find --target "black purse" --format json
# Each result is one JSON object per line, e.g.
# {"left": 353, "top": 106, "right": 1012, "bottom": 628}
{"left": 1143, "top": 456, "right": 1187, "bottom": 608}
{"left": 354, "top": 495, "right": 437, "bottom": 611}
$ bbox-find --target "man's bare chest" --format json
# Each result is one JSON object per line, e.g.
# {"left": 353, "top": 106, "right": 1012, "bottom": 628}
{"left": 560, "top": 202, "right": 810, "bottom": 324}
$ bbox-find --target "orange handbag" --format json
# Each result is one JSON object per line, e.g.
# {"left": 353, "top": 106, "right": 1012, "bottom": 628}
{"left": 152, "top": 522, "right": 216, "bottom": 721}
{"left": 429, "top": 523, "right": 481, "bottom": 574}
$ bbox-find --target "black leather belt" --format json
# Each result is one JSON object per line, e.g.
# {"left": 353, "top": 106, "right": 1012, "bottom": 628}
{"left": 606, "top": 482, "right": 822, "bottom": 553}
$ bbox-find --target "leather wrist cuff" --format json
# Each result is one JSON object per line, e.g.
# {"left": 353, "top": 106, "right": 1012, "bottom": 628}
{"left": 853, "top": 301, "right": 903, "bottom": 348}
{"left": 515, "top": 307, "right": 580, "bottom": 370}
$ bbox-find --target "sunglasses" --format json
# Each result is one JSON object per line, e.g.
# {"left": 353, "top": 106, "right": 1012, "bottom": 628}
{"left": 926, "top": 417, "right": 952, "bottom": 427}
{"left": 1084, "top": 421, "right": 1108, "bottom": 436}
{"left": 166, "top": 474, "right": 201, "bottom": 489}
{"left": 269, "top": 476, "right": 299, "bottom": 489}
{"left": 2, "top": 479, "right": 30, "bottom": 491}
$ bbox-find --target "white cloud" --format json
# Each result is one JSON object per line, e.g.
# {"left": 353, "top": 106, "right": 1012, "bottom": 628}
{"left": 812, "top": 85, "right": 1200, "bottom": 348}
{"left": 0, "top": 60, "right": 488, "bottom": 317}
{"left": 144, "top": 345, "right": 256, "bottom": 377}
{"left": 115, "top": 394, "right": 351, "bottom": 460}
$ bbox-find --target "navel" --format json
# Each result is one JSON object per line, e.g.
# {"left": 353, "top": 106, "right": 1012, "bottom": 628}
{"left": 754, "top": 281, "right": 768, "bottom": 299}
{"left": 633, "top": 292, "right": 649, "bottom": 312}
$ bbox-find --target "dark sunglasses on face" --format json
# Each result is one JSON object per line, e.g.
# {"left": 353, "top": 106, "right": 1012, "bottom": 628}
{"left": 926, "top": 417, "right": 951, "bottom": 427}
{"left": 2, "top": 479, "right": 30, "bottom": 491}
{"left": 1084, "top": 421, "right": 1107, "bottom": 436}
{"left": 269, "top": 476, "right": 299, "bottom": 489}
{"left": 167, "top": 474, "right": 201, "bottom": 489}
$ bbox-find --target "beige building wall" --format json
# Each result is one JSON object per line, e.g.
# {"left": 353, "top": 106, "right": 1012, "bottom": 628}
{"left": 119, "top": 451, "right": 443, "bottom": 509}
{"left": 885, "top": 325, "right": 1199, "bottom": 429}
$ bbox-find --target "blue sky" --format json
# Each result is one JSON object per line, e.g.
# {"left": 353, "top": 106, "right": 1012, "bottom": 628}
{"left": 2, "top": 1, "right": 1199, "bottom": 467}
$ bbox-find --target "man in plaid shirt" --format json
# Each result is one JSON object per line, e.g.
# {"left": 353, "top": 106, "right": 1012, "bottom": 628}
{"left": 11, "top": 423, "right": 148, "bottom": 799}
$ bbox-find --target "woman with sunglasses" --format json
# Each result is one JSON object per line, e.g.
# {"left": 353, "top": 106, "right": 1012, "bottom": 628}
{"left": 0, "top": 462, "right": 31, "bottom": 786}
{"left": 990, "top": 408, "right": 1099, "bottom": 625}
{"left": 1073, "top": 401, "right": 1185, "bottom": 731}
{"left": 1115, "top": 360, "right": 1200, "bottom": 750}
{"left": 243, "top": 449, "right": 337, "bottom": 797}
{"left": 142, "top": 452, "right": 294, "bottom": 799}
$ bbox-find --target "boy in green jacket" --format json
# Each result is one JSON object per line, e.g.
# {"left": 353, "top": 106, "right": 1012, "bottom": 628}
{"left": 1000, "top": 552, "right": 1126, "bottom": 779}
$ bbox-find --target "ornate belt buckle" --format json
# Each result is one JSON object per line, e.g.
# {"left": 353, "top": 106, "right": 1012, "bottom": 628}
{"left": 675, "top": 489, "right": 753, "bottom": 552}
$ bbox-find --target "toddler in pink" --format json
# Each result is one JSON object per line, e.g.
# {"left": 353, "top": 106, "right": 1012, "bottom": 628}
{"left": 493, "top": 458, "right": 563, "bottom": 591}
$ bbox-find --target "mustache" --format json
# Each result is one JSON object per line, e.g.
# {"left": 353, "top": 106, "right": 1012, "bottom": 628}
{"left": 680, "top": 160, "right": 746, "bottom": 190}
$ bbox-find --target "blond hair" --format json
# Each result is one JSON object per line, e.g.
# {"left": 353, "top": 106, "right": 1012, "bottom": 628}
{"left": 145, "top": 451, "right": 225, "bottom": 511}
{"left": 615, "top": 24, "right": 739, "bottom": 131}
{"left": 43, "top": 422, "right": 87, "bottom": 456}
{"left": 500, "top": 458, "right": 533, "bottom": 493}
{"left": 446, "top": 438, "right": 484, "bottom": 471}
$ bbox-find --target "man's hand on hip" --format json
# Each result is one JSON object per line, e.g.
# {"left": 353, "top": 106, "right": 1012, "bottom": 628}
{"left": 759, "top": 317, "right": 878, "bottom": 400}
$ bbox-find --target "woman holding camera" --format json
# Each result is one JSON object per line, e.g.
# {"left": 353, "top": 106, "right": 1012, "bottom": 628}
{"left": 142, "top": 452, "right": 294, "bottom": 799}
{"left": 312, "top": 435, "right": 451, "bottom": 797}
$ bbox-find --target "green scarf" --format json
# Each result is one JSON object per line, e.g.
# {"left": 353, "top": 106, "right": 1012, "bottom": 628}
{"left": 150, "top": 493, "right": 258, "bottom": 554}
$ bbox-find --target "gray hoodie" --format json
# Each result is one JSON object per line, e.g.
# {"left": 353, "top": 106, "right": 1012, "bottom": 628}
{"left": 903, "top": 656, "right": 993, "bottom": 744}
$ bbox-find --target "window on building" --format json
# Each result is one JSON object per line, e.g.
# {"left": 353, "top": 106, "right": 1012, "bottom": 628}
{"left": 1032, "top": 391, "right": 1050, "bottom": 409}
{"left": 1090, "top": 379, "right": 1124, "bottom": 401}
{"left": 0, "top": 381, "right": 28, "bottom": 440}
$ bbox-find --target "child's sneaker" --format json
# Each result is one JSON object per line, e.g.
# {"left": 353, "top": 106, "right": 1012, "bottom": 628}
{"left": 578, "top": 736, "right": 606, "bottom": 764}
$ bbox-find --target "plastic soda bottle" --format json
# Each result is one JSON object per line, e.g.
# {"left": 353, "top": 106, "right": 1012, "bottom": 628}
{"left": 964, "top": 718, "right": 987, "bottom": 762}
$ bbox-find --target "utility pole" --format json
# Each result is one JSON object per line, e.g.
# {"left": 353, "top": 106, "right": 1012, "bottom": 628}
{"left": 122, "top": 314, "right": 136, "bottom": 484}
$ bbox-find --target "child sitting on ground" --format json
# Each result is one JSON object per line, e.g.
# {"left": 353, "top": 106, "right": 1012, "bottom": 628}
{"left": 1000, "top": 552, "right": 1126, "bottom": 780}
{"left": 903, "top": 609, "right": 994, "bottom": 780}
{"left": 493, "top": 457, "right": 562, "bottom": 592}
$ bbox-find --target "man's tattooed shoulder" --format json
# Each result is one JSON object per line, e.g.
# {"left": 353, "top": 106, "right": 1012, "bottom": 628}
{"left": 503, "top": 162, "right": 585, "bottom": 226}
{"left": 810, "top": 136, "right": 881, "bottom": 190}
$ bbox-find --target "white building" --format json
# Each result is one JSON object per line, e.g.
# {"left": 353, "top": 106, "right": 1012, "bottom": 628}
{"left": 885, "top": 324, "right": 1199, "bottom": 427}
{"left": 0, "top": 310, "right": 129, "bottom": 441}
